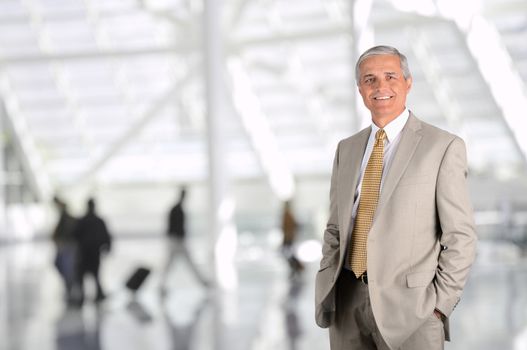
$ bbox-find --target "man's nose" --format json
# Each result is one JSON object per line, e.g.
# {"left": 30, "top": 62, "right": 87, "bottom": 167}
{"left": 374, "top": 78, "right": 388, "bottom": 89}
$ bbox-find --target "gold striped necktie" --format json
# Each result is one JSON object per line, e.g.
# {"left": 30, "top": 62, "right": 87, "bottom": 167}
{"left": 349, "top": 128, "right": 386, "bottom": 278}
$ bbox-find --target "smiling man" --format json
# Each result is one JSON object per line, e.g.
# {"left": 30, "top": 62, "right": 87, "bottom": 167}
{"left": 315, "top": 45, "right": 477, "bottom": 350}
{"left": 357, "top": 53, "right": 411, "bottom": 127}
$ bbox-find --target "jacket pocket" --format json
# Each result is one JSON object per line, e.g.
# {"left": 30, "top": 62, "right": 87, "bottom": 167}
{"left": 406, "top": 270, "right": 436, "bottom": 288}
{"left": 318, "top": 262, "right": 332, "bottom": 272}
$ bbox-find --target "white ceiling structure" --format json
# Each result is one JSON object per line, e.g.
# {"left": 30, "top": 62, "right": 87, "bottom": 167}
{"left": 1, "top": 0, "right": 526, "bottom": 201}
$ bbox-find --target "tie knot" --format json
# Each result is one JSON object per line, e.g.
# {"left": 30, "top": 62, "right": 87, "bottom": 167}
{"left": 375, "top": 129, "right": 386, "bottom": 142}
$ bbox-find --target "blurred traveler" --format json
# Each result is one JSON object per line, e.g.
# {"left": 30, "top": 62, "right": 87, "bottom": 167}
{"left": 74, "top": 198, "right": 112, "bottom": 304}
{"left": 51, "top": 196, "right": 78, "bottom": 303}
{"left": 315, "top": 45, "right": 477, "bottom": 350}
{"left": 281, "top": 200, "right": 304, "bottom": 279}
{"left": 161, "top": 187, "right": 210, "bottom": 295}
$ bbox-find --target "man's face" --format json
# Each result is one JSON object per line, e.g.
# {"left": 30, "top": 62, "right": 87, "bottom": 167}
{"left": 357, "top": 54, "right": 412, "bottom": 124}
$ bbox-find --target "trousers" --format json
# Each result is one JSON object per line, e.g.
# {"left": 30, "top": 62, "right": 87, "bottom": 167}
{"left": 329, "top": 269, "right": 444, "bottom": 350}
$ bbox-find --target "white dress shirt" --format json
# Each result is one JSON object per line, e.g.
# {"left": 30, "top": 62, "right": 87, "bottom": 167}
{"left": 345, "top": 108, "right": 409, "bottom": 269}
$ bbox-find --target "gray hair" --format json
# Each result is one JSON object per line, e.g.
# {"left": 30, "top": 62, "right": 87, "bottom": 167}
{"left": 355, "top": 45, "right": 411, "bottom": 84}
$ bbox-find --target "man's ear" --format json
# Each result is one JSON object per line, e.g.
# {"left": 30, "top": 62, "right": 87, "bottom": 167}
{"left": 406, "top": 76, "right": 413, "bottom": 92}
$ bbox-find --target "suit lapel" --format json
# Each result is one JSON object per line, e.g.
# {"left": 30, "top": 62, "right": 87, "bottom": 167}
{"left": 339, "top": 127, "right": 370, "bottom": 247}
{"left": 373, "top": 113, "right": 423, "bottom": 222}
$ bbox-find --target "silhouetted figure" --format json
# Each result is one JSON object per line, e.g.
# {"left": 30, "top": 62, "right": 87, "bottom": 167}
{"left": 52, "top": 196, "right": 78, "bottom": 303}
{"left": 161, "top": 188, "right": 209, "bottom": 295}
{"left": 281, "top": 200, "right": 304, "bottom": 278}
{"left": 74, "top": 198, "right": 112, "bottom": 304}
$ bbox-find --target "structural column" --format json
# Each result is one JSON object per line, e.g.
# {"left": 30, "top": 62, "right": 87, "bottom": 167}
{"left": 203, "top": 0, "right": 238, "bottom": 290}
{"left": 0, "top": 100, "right": 7, "bottom": 242}
{"left": 350, "top": 0, "right": 374, "bottom": 131}
{"left": 204, "top": 2, "right": 239, "bottom": 349}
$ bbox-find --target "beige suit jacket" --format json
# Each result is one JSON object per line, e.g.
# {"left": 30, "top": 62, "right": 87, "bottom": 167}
{"left": 315, "top": 113, "right": 477, "bottom": 349}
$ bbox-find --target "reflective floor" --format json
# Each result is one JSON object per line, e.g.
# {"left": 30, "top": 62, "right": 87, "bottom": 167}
{"left": 1, "top": 235, "right": 527, "bottom": 350}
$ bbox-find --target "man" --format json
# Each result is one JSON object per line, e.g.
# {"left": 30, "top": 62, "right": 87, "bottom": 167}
{"left": 51, "top": 196, "right": 78, "bottom": 303}
{"left": 315, "top": 45, "right": 477, "bottom": 350}
{"left": 74, "top": 198, "right": 112, "bottom": 304}
{"left": 161, "top": 188, "right": 209, "bottom": 295}
{"left": 281, "top": 200, "right": 304, "bottom": 279}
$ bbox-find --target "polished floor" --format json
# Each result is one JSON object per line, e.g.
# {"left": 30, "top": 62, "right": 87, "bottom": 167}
{"left": 1, "top": 235, "right": 526, "bottom": 350}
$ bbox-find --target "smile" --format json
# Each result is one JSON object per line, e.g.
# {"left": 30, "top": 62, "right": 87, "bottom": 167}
{"left": 373, "top": 96, "right": 393, "bottom": 100}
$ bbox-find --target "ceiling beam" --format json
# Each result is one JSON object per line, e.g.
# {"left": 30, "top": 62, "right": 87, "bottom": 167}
{"left": 462, "top": 16, "right": 527, "bottom": 170}
{"left": 481, "top": 1, "right": 527, "bottom": 17}
{"left": 228, "top": 57, "right": 295, "bottom": 200}
{"left": 68, "top": 64, "right": 197, "bottom": 187}
{"left": 386, "top": 0, "right": 527, "bottom": 172}
{"left": 0, "top": 80, "right": 52, "bottom": 201}
{"left": 409, "top": 30, "right": 467, "bottom": 136}
{"left": 0, "top": 18, "right": 453, "bottom": 67}
{"left": 0, "top": 45, "right": 191, "bottom": 64}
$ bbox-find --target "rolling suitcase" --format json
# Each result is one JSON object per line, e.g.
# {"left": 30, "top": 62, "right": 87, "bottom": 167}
{"left": 125, "top": 266, "right": 151, "bottom": 292}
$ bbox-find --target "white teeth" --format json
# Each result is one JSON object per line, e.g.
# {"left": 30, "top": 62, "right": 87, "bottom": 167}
{"left": 374, "top": 96, "right": 391, "bottom": 100}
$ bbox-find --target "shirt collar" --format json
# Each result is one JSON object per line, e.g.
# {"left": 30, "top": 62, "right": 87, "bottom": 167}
{"left": 371, "top": 108, "right": 409, "bottom": 143}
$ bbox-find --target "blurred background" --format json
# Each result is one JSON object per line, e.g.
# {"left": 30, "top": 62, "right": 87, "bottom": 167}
{"left": 1, "top": 0, "right": 527, "bottom": 349}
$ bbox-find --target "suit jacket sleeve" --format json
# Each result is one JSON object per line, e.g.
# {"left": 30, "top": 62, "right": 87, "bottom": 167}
{"left": 315, "top": 141, "right": 342, "bottom": 328}
{"left": 435, "top": 137, "right": 477, "bottom": 317}
{"left": 320, "top": 142, "right": 341, "bottom": 270}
